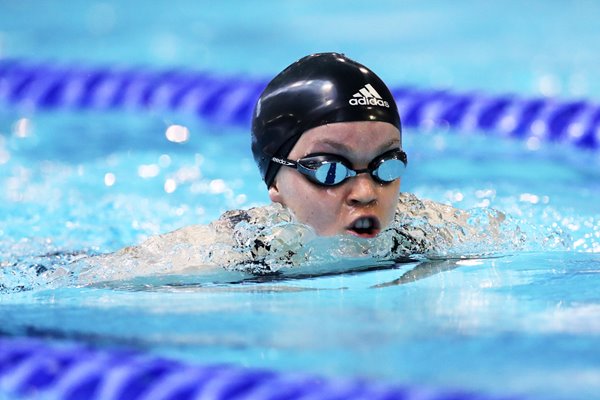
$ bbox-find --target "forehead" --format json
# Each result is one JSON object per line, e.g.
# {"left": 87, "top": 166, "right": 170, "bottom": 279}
{"left": 294, "top": 121, "right": 401, "bottom": 154}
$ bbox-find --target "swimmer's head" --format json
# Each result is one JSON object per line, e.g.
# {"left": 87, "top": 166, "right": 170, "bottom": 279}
{"left": 251, "top": 52, "right": 401, "bottom": 188}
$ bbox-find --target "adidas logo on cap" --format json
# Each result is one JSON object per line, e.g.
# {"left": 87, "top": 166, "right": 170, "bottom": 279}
{"left": 348, "top": 84, "right": 390, "bottom": 108}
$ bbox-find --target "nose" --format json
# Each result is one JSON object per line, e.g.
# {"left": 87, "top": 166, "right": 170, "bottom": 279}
{"left": 346, "top": 173, "right": 378, "bottom": 207}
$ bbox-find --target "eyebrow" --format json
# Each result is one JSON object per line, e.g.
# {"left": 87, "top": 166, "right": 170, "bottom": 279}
{"left": 312, "top": 138, "right": 400, "bottom": 154}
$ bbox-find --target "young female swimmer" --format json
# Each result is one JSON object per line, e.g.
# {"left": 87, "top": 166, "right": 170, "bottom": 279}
{"left": 80, "top": 53, "right": 509, "bottom": 283}
{"left": 252, "top": 52, "right": 405, "bottom": 238}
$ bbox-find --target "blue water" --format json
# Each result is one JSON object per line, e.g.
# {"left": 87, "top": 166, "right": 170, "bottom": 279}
{"left": 2, "top": 1, "right": 600, "bottom": 399}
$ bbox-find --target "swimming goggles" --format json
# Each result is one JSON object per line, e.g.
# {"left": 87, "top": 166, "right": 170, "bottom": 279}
{"left": 271, "top": 148, "right": 407, "bottom": 186}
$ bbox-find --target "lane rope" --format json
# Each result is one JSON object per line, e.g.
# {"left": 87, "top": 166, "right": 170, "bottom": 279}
{"left": 0, "top": 337, "right": 525, "bottom": 400}
{"left": 1, "top": 58, "right": 598, "bottom": 149}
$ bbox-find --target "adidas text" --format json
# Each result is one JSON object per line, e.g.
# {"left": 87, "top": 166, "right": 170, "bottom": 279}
{"left": 349, "top": 97, "right": 390, "bottom": 108}
{"left": 349, "top": 83, "right": 390, "bottom": 108}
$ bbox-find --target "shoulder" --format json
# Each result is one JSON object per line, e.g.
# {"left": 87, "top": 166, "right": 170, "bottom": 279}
{"left": 396, "top": 192, "right": 468, "bottom": 224}
{"left": 214, "top": 203, "right": 293, "bottom": 230}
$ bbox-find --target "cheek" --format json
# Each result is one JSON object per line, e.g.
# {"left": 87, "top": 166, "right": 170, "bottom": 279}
{"left": 380, "top": 181, "right": 401, "bottom": 222}
{"left": 296, "top": 187, "right": 339, "bottom": 219}
{"left": 278, "top": 174, "right": 320, "bottom": 214}
{"left": 279, "top": 179, "right": 346, "bottom": 233}
{"left": 304, "top": 188, "right": 352, "bottom": 235}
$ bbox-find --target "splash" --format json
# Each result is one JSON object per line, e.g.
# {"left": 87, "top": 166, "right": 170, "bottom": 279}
{"left": 228, "top": 193, "right": 571, "bottom": 273}
{"left": 0, "top": 194, "right": 579, "bottom": 292}
{"left": 0, "top": 238, "right": 89, "bottom": 293}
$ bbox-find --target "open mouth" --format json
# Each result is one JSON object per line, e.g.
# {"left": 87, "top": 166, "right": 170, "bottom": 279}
{"left": 347, "top": 216, "right": 381, "bottom": 238}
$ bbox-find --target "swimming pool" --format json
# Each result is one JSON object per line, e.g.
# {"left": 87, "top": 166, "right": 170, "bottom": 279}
{"left": 1, "top": 1, "right": 600, "bottom": 399}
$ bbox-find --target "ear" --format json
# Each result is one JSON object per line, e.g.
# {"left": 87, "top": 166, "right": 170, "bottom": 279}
{"left": 268, "top": 181, "right": 284, "bottom": 204}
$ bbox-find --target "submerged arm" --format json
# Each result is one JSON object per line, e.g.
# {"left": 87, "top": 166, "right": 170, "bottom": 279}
{"left": 391, "top": 192, "right": 514, "bottom": 258}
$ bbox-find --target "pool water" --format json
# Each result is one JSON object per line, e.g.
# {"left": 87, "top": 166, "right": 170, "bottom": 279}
{"left": 1, "top": 109, "right": 599, "bottom": 399}
{"left": 2, "top": 1, "right": 600, "bottom": 399}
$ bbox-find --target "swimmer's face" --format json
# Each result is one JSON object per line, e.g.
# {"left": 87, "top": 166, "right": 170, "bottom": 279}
{"left": 269, "top": 121, "right": 402, "bottom": 237}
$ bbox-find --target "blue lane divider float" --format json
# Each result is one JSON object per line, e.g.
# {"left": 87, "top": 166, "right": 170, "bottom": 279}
{"left": 1, "top": 58, "right": 599, "bottom": 149}
{"left": 0, "top": 337, "right": 526, "bottom": 400}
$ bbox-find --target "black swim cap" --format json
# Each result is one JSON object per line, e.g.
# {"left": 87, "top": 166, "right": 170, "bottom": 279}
{"left": 251, "top": 52, "right": 401, "bottom": 188}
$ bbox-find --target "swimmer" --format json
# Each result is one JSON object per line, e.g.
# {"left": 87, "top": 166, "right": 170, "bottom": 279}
{"left": 252, "top": 52, "right": 405, "bottom": 238}
{"left": 75, "top": 53, "right": 514, "bottom": 284}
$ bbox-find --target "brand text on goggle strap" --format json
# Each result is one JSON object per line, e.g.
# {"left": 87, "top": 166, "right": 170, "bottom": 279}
{"left": 272, "top": 157, "right": 295, "bottom": 166}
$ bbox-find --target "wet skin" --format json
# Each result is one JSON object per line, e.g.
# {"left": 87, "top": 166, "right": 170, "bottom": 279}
{"left": 268, "top": 121, "right": 402, "bottom": 237}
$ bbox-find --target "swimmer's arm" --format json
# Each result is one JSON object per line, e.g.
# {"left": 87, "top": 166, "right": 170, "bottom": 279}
{"left": 395, "top": 193, "right": 507, "bottom": 254}
{"left": 78, "top": 224, "right": 229, "bottom": 282}
{"left": 397, "top": 192, "right": 505, "bottom": 227}
{"left": 116, "top": 224, "right": 224, "bottom": 256}
{"left": 82, "top": 205, "right": 288, "bottom": 282}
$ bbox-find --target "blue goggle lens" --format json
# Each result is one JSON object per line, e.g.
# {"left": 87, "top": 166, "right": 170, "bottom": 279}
{"left": 313, "top": 162, "right": 347, "bottom": 185}
{"left": 372, "top": 158, "right": 406, "bottom": 182}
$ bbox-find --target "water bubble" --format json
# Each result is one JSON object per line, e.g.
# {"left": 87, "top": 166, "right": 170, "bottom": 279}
{"left": 12, "top": 118, "right": 33, "bottom": 138}
{"left": 138, "top": 164, "right": 160, "bottom": 178}
{"left": 209, "top": 179, "right": 227, "bottom": 194}
{"left": 158, "top": 154, "right": 171, "bottom": 168}
{"left": 519, "top": 193, "right": 540, "bottom": 204}
{"left": 164, "top": 178, "right": 177, "bottom": 193}
{"left": 104, "top": 173, "right": 116, "bottom": 186}
{"left": 165, "top": 125, "right": 190, "bottom": 143}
